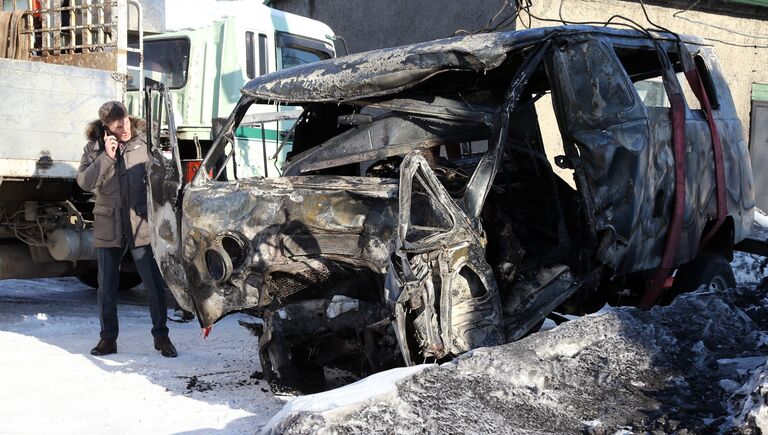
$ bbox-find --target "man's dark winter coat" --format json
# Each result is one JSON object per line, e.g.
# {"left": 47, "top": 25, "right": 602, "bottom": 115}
{"left": 76, "top": 117, "right": 151, "bottom": 249}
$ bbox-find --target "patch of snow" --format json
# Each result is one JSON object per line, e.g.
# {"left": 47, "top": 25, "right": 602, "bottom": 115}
{"left": 539, "top": 318, "right": 557, "bottom": 332}
{"left": 732, "top": 251, "right": 768, "bottom": 284}
{"left": 729, "top": 361, "right": 768, "bottom": 431}
{"left": 534, "top": 312, "right": 621, "bottom": 359}
{"left": 754, "top": 208, "right": 768, "bottom": 228}
{"left": 583, "top": 419, "right": 603, "bottom": 428}
{"left": 261, "top": 364, "right": 434, "bottom": 434}
{"left": 586, "top": 303, "right": 615, "bottom": 316}
{"left": 718, "top": 356, "right": 768, "bottom": 377}
{"left": 720, "top": 378, "right": 741, "bottom": 393}
{"left": 0, "top": 278, "right": 285, "bottom": 434}
{"left": 326, "top": 295, "right": 359, "bottom": 319}
{"left": 758, "top": 332, "right": 768, "bottom": 347}
{"left": 691, "top": 340, "right": 708, "bottom": 367}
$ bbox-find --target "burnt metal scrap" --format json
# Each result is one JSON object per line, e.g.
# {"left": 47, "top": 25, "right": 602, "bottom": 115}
{"left": 146, "top": 25, "right": 754, "bottom": 392}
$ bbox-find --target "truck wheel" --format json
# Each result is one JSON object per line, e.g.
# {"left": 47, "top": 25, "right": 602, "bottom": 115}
{"left": 74, "top": 264, "right": 143, "bottom": 291}
{"left": 671, "top": 252, "right": 736, "bottom": 295}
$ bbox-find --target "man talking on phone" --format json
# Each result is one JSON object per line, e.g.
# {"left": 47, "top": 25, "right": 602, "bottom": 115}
{"left": 76, "top": 100, "right": 177, "bottom": 357}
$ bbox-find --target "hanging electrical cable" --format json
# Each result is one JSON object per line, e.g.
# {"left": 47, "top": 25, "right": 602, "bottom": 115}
{"left": 454, "top": 0, "right": 518, "bottom": 36}
{"left": 673, "top": 0, "right": 768, "bottom": 45}
{"left": 522, "top": 0, "right": 768, "bottom": 48}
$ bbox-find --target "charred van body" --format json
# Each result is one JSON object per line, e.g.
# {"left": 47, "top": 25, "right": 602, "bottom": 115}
{"left": 146, "top": 25, "right": 754, "bottom": 391}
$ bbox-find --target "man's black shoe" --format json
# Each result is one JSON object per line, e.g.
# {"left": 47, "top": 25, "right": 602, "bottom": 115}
{"left": 90, "top": 339, "right": 117, "bottom": 356}
{"left": 154, "top": 336, "right": 178, "bottom": 358}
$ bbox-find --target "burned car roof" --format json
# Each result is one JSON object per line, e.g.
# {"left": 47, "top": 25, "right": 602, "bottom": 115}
{"left": 241, "top": 25, "right": 708, "bottom": 104}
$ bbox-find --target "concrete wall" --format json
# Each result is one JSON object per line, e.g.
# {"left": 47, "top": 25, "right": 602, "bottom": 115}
{"left": 267, "top": 0, "right": 517, "bottom": 54}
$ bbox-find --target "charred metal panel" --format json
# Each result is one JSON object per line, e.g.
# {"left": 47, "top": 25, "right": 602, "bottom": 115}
{"left": 146, "top": 84, "right": 191, "bottom": 313}
{"left": 178, "top": 176, "right": 399, "bottom": 326}
{"left": 284, "top": 115, "right": 489, "bottom": 176}
{"left": 391, "top": 152, "right": 504, "bottom": 361}
{"left": 502, "top": 265, "right": 577, "bottom": 341}
{"left": 551, "top": 36, "right": 657, "bottom": 273}
{"left": 241, "top": 26, "right": 707, "bottom": 104}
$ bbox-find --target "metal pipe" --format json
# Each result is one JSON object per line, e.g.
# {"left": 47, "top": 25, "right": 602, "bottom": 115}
{"left": 261, "top": 123, "right": 268, "bottom": 177}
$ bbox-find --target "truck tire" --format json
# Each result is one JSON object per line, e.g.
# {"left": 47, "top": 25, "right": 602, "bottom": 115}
{"left": 74, "top": 263, "right": 143, "bottom": 291}
{"left": 671, "top": 252, "right": 736, "bottom": 295}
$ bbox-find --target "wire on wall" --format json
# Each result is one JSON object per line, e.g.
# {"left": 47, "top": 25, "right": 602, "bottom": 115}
{"left": 454, "top": 0, "right": 518, "bottom": 35}
{"left": 672, "top": 0, "right": 768, "bottom": 48}
{"left": 463, "top": 0, "right": 768, "bottom": 49}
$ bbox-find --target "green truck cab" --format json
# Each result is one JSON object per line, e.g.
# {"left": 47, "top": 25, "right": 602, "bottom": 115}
{"left": 126, "top": 8, "right": 336, "bottom": 181}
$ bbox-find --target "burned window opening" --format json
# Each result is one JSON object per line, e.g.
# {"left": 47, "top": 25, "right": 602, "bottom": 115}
{"left": 405, "top": 176, "right": 455, "bottom": 244}
{"left": 613, "top": 46, "right": 716, "bottom": 113}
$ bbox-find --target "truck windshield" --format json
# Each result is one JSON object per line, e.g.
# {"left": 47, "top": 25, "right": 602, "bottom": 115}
{"left": 276, "top": 32, "right": 333, "bottom": 69}
{"left": 281, "top": 46, "right": 331, "bottom": 68}
{"left": 128, "top": 38, "right": 190, "bottom": 91}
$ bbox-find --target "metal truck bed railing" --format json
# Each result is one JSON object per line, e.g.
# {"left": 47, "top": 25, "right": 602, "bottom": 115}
{"left": 1, "top": 0, "right": 140, "bottom": 74}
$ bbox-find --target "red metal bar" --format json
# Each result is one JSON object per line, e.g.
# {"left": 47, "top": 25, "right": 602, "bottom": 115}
{"left": 640, "top": 53, "right": 727, "bottom": 309}
{"left": 683, "top": 69, "right": 727, "bottom": 249}
{"left": 640, "top": 93, "right": 687, "bottom": 309}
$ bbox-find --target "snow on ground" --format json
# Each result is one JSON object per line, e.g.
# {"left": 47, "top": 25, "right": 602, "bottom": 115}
{"left": 0, "top": 251, "right": 766, "bottom": 434}
{"left": 0, "top": 278, "right": 287, "bottom": 434}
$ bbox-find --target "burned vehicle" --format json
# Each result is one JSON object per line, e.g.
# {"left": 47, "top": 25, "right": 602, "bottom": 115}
{"left": 147, "top": 25, "right": 754, "bottom": 391}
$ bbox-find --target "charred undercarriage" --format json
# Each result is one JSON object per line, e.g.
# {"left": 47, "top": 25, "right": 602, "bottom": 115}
{"left": 147, "top": 26, "right": 754, "bottom": 392}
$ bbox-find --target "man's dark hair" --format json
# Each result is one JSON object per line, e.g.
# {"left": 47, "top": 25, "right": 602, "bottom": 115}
{"left": 98, "top": 100, "right": 128, "bottom": 125}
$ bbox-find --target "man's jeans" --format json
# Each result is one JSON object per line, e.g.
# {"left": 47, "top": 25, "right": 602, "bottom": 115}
{"left": 96, "top": 245, "right": 169, "bottom": 341}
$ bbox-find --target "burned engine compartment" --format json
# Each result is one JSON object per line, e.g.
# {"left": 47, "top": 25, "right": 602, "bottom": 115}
{"left": 147, "top": 26, "right": 754, "bottom": 392}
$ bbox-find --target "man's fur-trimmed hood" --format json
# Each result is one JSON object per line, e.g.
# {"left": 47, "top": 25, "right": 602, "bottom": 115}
{"left": 85, "top": 116, "right": 146, "bottom": 142}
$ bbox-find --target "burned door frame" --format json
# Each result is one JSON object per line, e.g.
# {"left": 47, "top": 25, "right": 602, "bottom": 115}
{"left": 389, "top": 151, "right": 504, "bottom": 363}
{"left": 544, "top": 35, "right": 699, "bottom": 277}
{"left": 388, "top": 42, "right": 552, "bottom": 365}
{"left": 546, "top": 35, "right": 658, "bottom": 277}
{"left": 543, "top": 33, "right": 741, "bottom": 308}
{"left": 144, "top": 82, "right": 197, "bottom": 314}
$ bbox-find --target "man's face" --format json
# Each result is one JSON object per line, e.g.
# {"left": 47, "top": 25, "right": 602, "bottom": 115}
{"left": 105, "top": 116, "right": 132, "bottom": 142}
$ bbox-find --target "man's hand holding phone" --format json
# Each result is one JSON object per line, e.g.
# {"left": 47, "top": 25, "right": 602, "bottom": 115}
{"left": 104, "top": 131, "right": 118, "bottom": 160}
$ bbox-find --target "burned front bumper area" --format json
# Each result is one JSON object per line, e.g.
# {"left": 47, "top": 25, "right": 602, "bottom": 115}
{"left": 175, "top": 175, "right": 399, "bottom": 327}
